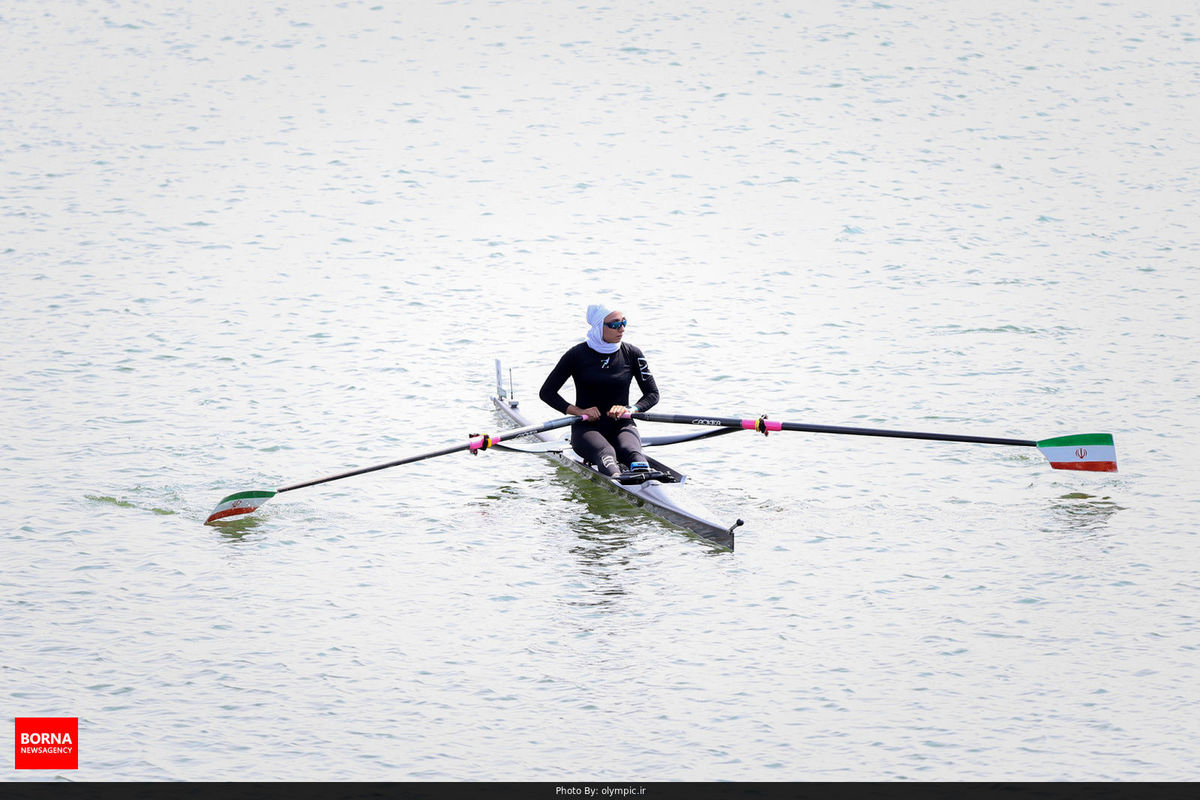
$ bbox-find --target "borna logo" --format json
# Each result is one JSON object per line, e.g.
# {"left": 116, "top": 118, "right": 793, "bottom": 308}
{"left": 14, "top": 717, "right": 78, "bottom": 770}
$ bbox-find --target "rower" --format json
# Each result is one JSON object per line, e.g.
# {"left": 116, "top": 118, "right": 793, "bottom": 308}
{"left": 539, "top": 304, "right": 660, "bottom": 479}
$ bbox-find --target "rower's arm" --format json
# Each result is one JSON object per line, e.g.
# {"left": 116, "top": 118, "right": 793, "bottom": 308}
{"left": 629, "top": 346, "right": 660, "bottom": 412}
{"left": 539, "top": 350, "right": 574, "bottom": 414}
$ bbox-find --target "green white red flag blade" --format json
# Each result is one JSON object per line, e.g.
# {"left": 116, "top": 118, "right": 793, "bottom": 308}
{"left": 1035, "top": 433, "right": 1117, "bottom": 472}
{"left": 205, "top": 490, "right": 277, "bottom": 524}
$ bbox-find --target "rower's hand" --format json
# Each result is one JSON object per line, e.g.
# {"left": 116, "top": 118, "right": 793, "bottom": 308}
{"left": 607, "top": 405, "right": 631, "bottom": 419}
{"left": 569, "top": 405, "right": 602, "bottom": 422}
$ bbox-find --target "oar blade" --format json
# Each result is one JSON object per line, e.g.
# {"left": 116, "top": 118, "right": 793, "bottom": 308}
{"left": 1036, "top": 433, "right": 1118, "bottom": 472}
{"left": 205, "top": 490, "right": 277, "bottom": 524}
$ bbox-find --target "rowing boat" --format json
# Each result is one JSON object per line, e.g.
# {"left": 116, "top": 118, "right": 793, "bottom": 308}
{"left": 490, "top": 360, "right": 743, "bottom": 550}
{"left": 205, "top": 362, "right": 1115, "bottom": 539}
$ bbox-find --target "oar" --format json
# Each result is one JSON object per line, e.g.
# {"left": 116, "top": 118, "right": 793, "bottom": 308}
{"left": 491, "top": 426, "right": 740, "bottom": 453}
{"left": 204, "top": 414, "right": 584, "bottom": 524}
{"left": 625, "top": 412, "right": 1118, "bottom": 472}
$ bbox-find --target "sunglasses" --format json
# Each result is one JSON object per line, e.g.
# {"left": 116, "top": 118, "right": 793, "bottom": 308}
{"left": 604, "top": 319, "right": 628, "bottom": 329}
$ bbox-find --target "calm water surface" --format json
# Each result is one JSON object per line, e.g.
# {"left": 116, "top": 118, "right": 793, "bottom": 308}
{"left": 3, "top": 0, "right": 1198, "bottom": 781}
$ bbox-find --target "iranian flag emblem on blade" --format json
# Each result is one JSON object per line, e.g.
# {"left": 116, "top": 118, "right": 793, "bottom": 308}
{"left": 1036, "top": 433, "right": 1118, "bottom": 472}
{"left": 205, "top": 490, "right": 277, "bottom": 524}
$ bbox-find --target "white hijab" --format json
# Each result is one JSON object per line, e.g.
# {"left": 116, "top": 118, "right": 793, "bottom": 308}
{"left": 585, "top": 303, "right": 620, "bottom": 354}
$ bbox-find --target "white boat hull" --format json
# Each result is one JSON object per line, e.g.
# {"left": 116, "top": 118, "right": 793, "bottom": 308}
{"left": 490, "top": 393, "right": 739, "bottom": 550}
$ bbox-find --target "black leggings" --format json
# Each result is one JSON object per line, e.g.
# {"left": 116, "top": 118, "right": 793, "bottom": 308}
{"left": 571, "top": 420, "right": 646, "bottom": 477}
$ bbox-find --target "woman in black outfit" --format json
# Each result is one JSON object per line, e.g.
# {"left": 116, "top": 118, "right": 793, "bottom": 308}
{"left": 539, "top": 304, "right": 660, "bottom": 477}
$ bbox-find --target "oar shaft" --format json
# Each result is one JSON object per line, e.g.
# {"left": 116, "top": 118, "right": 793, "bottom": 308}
{"left": 277, "top": 441, "right": 466, "bottom": 493}
{"left": 277, "top": 414, "right": 582, "bottom": 494}
{"left": 629, "top": 412, "right": 1036, "bottom": 448}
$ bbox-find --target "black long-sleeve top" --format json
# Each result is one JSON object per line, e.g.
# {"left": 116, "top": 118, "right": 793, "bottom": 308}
{"left": 539, "top": 342, "right": 660, "bottom": 417}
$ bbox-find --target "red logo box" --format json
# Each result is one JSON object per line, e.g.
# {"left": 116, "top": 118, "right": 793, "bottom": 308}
{"left": 14, "top": 717, "right": 78, "bottom": 770}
